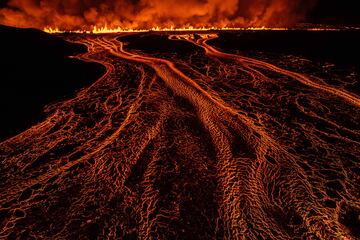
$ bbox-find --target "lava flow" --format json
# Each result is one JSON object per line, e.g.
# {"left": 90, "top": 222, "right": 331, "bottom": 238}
{"left": 0, "top": 32, "right": 359, "bottom": 239}
{"left": 43, "top": 26, "right": 290, "bottom": 34}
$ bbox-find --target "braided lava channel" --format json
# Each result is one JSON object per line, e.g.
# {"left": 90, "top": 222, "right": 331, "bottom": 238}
{"left": 0, "top": 33, "right": 359, "bottom": 239}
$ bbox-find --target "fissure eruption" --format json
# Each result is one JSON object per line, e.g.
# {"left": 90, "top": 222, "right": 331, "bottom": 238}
{"left": 0, "top": 0, "right": 316, "bottom": 30}
{"left": 1, "top": 0, "right": 360, "bottom": 239}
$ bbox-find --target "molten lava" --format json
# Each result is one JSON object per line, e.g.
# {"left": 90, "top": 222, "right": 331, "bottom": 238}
{"left": 43, "top": 26, "right": 290, "bottom": 34}
{"left": 0, "top": 31, "right": 359, "bottom": 239}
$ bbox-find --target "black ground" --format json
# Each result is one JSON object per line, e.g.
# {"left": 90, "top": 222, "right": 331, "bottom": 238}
{"left": 1, "top": 27, "right": 360, "bottom": 141}
{"left": 0, "top": 27, "right": 359, "bottom": 239}
{"left": 0, "top": 25, "right": 105, "bottom": 140}
{"left": 210, "top": 30, "right": 360, "bottom": 66}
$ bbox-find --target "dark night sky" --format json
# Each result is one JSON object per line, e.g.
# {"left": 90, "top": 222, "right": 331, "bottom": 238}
{"left": 308, "top": 0, "right": 360, "bottom": 25}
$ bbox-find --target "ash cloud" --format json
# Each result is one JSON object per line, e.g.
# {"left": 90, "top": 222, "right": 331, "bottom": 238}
{"left": 0, "top": 0, "right": 316, "bottom": 29}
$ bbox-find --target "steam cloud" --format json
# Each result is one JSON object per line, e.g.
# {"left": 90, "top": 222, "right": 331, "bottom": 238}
{"left": 0, "top": 0, "right": 316, "bottom": 29}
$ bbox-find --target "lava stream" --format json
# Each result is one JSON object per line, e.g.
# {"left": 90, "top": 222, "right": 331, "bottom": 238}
{"left": 0, "top": 33, "right": 359, "bottom": 240}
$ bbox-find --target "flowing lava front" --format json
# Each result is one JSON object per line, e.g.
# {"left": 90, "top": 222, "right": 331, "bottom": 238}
{"left": 42, "top": 26, "right": 340, "bottom": 34}
{"left": 0, "top": 31, "right": 360, "bottom": 239}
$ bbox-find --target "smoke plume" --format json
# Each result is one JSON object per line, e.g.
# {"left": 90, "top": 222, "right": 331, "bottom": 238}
{"left": 0, "top": 0, "right": 316, "bottom": 29}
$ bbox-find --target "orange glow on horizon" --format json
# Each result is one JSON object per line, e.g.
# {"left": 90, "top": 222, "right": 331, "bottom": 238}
{"left": 0, "top": 0, "right": 318, "bottom": 32}
{"left": 43, "top": 25, "right": 346, "bottom": 34}
{"left": 43, "top": 26, "right": 292, "bottom": 34}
